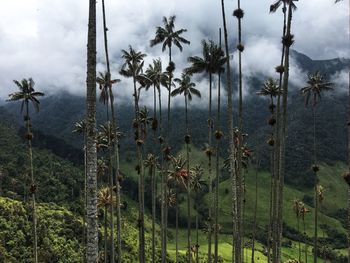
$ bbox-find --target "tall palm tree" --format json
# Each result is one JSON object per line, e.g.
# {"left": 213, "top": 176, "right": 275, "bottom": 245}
{"left": 120, "top": 46, "right": 147, "bottom": 263}
{"left": 186, "top": 39, "right": 226, "bottom": 263}
{"left": 256, "top": 78, "right": 281, "bottom": 261}
{"left": 99, "top": 1, "right": 123, "bottom": 259}
{"left": 150, "top": 19, "right": 190, "bottom": 260}
{"left": 85, "top": 1, "right": 98, "bottom": 261}
{"left": 97, "top": 187, "right": 112, "bottom": 263}
{"left": 143, "top": 58, "right": 169, "bottom": 262}
{"left": 214, "top": 28, "right": 223, "bottom": 262}
{"left": 220, "top": 1, "right": 237, "bottom": 261}
{"left": 233, "top": 3, "right": 245, "bottom": 261}
{"left": 172, "top": 72, "right": 201, "bottom": 260}
{"left": 335, "top": 1, "right": 350, "bottom": 261}
{"left": 73, "top": 120, "right": 88, "bottom": 249}
{"left": 190, "top": 165, "right": 206, "bottom": 263}
{"left": 301, "top": 71, "right": 333, "bottom": 263}
{"left": 167, "top": 155, "right": 188, "bottom": 263}
{"left": 7, "top": 78, "right": 44, "bottom": 263}
{"left": 270, "top": 1, "right": 298, "bottom": 261}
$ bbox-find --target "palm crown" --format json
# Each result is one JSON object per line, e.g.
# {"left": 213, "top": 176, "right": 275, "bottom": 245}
{"left": 7, "top": 78, "right": 45, "bottom": 113}
{"left": 96, "top": 71, "right": 120, "bottom": 105}
{"left": 270, "top": 0, "right": 298, "bottom": 13}
{"left": 186, "top": 40, "right": 227, "bottom": 76}
{"left": 150, "top": 16, "right": 190, "bottom": 53}
{"left": 300, "top": 71, "right": 334, "bottom": 107}
{"left": 143, "top": 59, "right": 169, "bottom": 91}
{"left": 171, "top": 73, "right": 201, "bottom": 101}
{"left": 256, "top": 78, "right": 282, "bottom": 100}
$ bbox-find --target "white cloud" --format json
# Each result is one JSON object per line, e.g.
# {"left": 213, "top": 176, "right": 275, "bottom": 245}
{"left": 0, "top": 0, "right": 347, "bottom": 102}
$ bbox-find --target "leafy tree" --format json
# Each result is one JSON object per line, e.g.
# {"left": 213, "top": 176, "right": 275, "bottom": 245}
{"left": 7, "top": 78, "right": 44, "bottom": 263}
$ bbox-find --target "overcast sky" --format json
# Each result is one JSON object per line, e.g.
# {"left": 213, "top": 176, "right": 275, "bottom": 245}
{"left": 0, "top": 0, "right": 348, "bottom": 105}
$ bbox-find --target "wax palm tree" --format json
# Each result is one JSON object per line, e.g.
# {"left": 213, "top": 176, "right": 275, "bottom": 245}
{"left": 96, "top": 70, "right": 120, "bottom": 262}
{"left": 97, "top": 187, "right": 113, "bottom": 263}
{"left": 256, "top": 78, "right": 282, "bottom": 260}
{"left": 220, "top": 1, "right": 237, "bottom": 261}
{"left": 143, "top": 59, "right": 169, "bottom": 262}
{"left": 186, "top": 39, "right": 226, "bottom": 262}
{"left": 98, "top": 1, "right": 123, "bottom": 255}
{"left": 301, "top": 71, "right": 333, "bottom": 263}
{"left": 150, "top": 20, "right": 190, "bottom": 260}
{"left": 270, "top": 1, "right": 298, "bottom": 261}
{"left": 85, "top": 1, "right": 98, "bottom": 260}
{"left": 120, "top": 45, "right": 147, "bottom": 263}
{"left": 233, "top": 3, "right": 246, "bottom": 260}
{"left": 190, "top": 165, "right": 206, "bottom": 263}
{"left": 7, "top": 78, "right": 44, "bottom": 263}
{"left": 73, "top": 119, "right": 88, "bottom": 247}
{"left": 171, "top": 72, "right": 201, "bottom": 259}
{"left": 167, "top": 155, "right": 188, "bottom": 263}
{"left": 335, "top": 1, "right": 350, "bottom": 261}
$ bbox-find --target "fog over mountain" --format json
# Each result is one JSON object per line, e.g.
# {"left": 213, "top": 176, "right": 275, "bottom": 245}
{"left": 0, "top": 0, "right": 348, "bottom": 104}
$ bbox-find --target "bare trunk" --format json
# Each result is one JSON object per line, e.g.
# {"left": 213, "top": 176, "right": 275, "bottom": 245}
{"left": 86, "top": 1, "right": 98, "bottom": 261}
{"left": 214, "top": 28, "right": 222, "bottom": 263}
{"left": 220, "top": 1, "right": 236, "bottom": 262}
{"left": 276, "top": 5, "right": 293, "bottom": 262}
{"left": 236, "top": 1, "right": 244, "bottom": 261}
{"left": 185, "top": 94, "right": 192, "bottom": 263}
{"left": 251, "top": 154, "right": 259, "bottom": 263}
{"left": 207, "top": 72, "right": 213, "bottom": 263}
{"left": 102, "top": 0, "right": 115, "bottom": 263}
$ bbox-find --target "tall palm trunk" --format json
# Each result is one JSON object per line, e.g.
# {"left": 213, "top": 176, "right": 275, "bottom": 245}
{"left": 101, "top": 1, "right": 119, "bottom": 261}
{"left": 251, "top": 153, "right": 259, "bottom": 263}
{"left": 271, "top": 3, "right": 287, "bottom": 260}
{"left": 175, "top": 187, "right": 179, "bottom": 263}
{"left": 83, "top": 133, "right": 87, "bottom": 259}
{"left": 220, "top": 1, "right": 237, "bottom": 262}
{"left": 158, "top": 85, "right": 167, "bottom": 263}
{"left": 214, "top": 28, "right": 222, "bottom": 263}
{"left": 152, "top": 85, "right": 157, "bottom": 263}
{"left": 104, "top": 206, "right": 108, "bottom": 263}
{"left": 348, "top": 1, "right": 350, "bottom": 261}
{"left": 185, "top": 94, "right": 192, "bottom": 263}
{"left": 304, "top": 217, "right": 308, "bottom": 263}
{"left": 133, "top": 76, "right": 145, "bottom": 263}
{"left": 195, "top": 186, "right": 200, "bottom": 263}
{"left": 313, "top": 106, "right": 318, "bottom": 263}
{"left": 298, "top": 216, "right": 301, "bottom": 263}
{"left": 276, "top": 4, "right": 294, "bottom": 262}
{"left": 162, "top": 46, "right": 172, "bottom": 263}
{"left": 26, "top": 102, "right": 38, "bottom": 263}
{"left": 235, "top": 1, "right": 244, "bottom": 262}
{"left": 86, "top": 0, "right": 98, "bottom": 261}
{"left": 207, "top": 72, "right": 213, "bottom": 263}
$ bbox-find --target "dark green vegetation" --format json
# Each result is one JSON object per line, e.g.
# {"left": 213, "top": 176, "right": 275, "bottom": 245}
{"left": 0, "top": 50, "right": 349, "bottom": 262}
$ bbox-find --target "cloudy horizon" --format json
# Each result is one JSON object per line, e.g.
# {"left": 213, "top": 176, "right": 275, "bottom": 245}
{"left": 0, "top": 0, "right": 348, "bottom": 106}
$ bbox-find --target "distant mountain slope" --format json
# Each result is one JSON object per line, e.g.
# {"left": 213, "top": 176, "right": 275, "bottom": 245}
{"left": 3, "top": 51, "right": 349, "bottom": 188}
